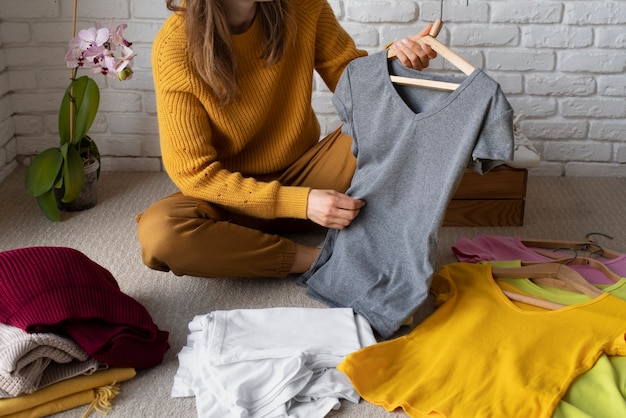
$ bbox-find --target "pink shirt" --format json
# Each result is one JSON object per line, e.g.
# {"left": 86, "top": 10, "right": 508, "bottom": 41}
{"left": 452, "top": 235, "right": 626, "bottom": 284}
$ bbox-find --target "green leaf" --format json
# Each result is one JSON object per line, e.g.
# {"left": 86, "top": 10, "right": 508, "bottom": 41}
{"left": 60, "top": 144, "right": 85, "bottom": 203}
{"left": 54, "top": 174, "right": 63, "bottom": 189}
{"left": 58, "top": 92, "right": 71, "bottom": 144}
{"left": 25, "top": 148, "right": 63, "bottom": 197}
{"left": 58, "top": 76, "right": 100, "bottom": 145}
{"left": 35, "top": 189, "right": 61, "bottom": 222}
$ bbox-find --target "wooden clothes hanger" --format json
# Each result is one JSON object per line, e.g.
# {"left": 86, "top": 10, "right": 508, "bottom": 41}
{"left": 500, "top": 289, "right": 565, "bottom": 310}
{"left": 387, "top": 19, "right": 476, "bottom": 91}
{"left": 492, "top": 263, "right": 603, "bottom": 298}
{"left": 520, "top": 238, "right": 621, "bottom": 259}
{"left": 528, "top": 250, "right": 622, "bottom": 283}
{"left": 491, "top": 263, "right": 605, "bottom": 310}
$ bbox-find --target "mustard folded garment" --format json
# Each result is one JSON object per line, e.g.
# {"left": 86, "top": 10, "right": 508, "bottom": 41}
{"left": 0, "top": 368, "right": 136, "bottom": 418}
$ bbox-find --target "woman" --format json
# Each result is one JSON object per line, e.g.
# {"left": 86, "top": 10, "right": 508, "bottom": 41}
{"left": 137, "top": 0, "right": 436, "bottom": 278}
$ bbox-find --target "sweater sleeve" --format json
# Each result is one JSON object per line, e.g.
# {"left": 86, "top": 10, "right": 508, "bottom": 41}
{"left": 311, "top": 0, "right": 368, "bottom": 91}
{"left": 152, "top": 2, "right": 365, "bottom": 220}
{"left": 152, "top": 15, "right": 311, "bottom": 220}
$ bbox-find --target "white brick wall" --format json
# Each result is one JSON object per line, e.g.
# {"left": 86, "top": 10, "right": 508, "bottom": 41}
{"left": 0, "top": 0, "right": 625, "bottom": 182}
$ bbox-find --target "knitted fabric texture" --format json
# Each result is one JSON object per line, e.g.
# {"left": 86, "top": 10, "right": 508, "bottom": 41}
{"left": 0, "top": 247, "right": 169, "bottom": 369}
{"left": 153, "top": 0, "right": 366, "bottom": 220}
{"left": 0, "top": 323, "right": 99, "bottom": 398}
{"left": 0, "top": 367, "right": 136, "bottom": 417}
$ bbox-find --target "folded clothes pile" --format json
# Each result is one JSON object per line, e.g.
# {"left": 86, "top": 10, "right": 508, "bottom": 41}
{"left": 0, "top": 246, "right": 169, "bottom": 369}
{"left": 0, "top": 323, "right": 100, "bottom": 398}
{"left": 172, "top": 307, "right": 375, "bottom": 418}
{"left": 0, "top": 246, "right": 169, "bottom": 416}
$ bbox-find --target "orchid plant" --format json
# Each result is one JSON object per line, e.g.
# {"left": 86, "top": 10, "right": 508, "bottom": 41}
{"left": 25, "top": 7, "right": 136, "bottom": 221}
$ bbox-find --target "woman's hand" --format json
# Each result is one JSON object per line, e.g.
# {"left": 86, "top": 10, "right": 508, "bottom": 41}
{"left": 307, "top": 189, "right": 365, "bottom": 229}
{"left": 391, "top": 24, "right": 438, "bottom": 70}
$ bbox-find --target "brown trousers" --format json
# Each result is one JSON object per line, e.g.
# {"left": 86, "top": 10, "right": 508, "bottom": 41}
{"left": 136, "top": 128, "right": 356, "bottom": 278}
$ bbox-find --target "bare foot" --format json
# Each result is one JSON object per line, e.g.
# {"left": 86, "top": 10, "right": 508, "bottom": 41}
{"left": 290, "top": 244, "right": 321, "bottom": 273}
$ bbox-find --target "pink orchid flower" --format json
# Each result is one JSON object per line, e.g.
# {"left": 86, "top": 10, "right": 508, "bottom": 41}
{"left": 64, "top": 21, "right": 135, "bottom": 78}
{"left": 110, "top": 22, "right": 132, "bottom": 47}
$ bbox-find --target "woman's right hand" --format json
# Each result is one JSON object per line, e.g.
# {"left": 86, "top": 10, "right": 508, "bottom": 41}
{"left": 306, "top": 189, "right": 365, "bottom": 229}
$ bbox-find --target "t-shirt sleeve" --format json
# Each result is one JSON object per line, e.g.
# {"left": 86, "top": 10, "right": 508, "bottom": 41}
{"left": 332, "top": 63, "right": 359, "bottom": 158}
{"left": 332, "top": 66, "right": 353, "bottom": 135}
{"left": 607, "top": 332, "right": 626, "bottom": 356}
{"left": 469, "top": 86, "right": 515, "bottom": 174}
{"left": 430, "top": 266, "right": 456, "bottom": 307}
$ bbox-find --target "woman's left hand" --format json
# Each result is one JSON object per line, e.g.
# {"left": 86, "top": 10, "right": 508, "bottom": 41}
{"left": 391, "top": 24, "right": 438, "bottom": 70}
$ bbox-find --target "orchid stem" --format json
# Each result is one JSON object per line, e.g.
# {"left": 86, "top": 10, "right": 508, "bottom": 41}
{"left": 72, "top": 0, "right": 77, "bottom": 38}
{"left": 69, "top": 0, "right": 78, "bottom": 145}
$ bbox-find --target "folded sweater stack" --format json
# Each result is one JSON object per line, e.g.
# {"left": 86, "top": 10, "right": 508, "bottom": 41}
{"left": 0, "top": 246, "right": 169, "bottom": 369}
{"left": 0, "top": 323, "right": 100, "bottom": 398}
{"left": 0, "top": 246, "right": 169, "bottom": 416}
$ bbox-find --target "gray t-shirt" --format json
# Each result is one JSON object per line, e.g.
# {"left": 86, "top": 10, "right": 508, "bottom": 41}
{"left": 299, "top": 51, "right": 514, "bottom": 338}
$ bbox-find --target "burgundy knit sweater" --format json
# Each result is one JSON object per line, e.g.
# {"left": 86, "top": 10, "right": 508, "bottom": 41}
{"left": 0, "top": 246, "right": 169, "bottom": 369}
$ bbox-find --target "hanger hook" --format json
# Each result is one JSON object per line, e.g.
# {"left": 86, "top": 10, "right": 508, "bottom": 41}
{"left": 580, "top": 242, "right": 605, "bottom": 258}
{"left": 584, "top": 232, "right": 613, "bottom": 257}
{"left": 585, "top": 232, "right": 613, "bottom": 243}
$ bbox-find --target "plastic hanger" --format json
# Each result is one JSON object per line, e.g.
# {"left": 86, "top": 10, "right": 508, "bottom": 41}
{"left": 387, "top": 19, "right": 475, "bottom": 91}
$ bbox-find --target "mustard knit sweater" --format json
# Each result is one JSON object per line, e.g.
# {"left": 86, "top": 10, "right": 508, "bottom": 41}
{"left": 152, "top": 0, "right": 366, "bottom": 220}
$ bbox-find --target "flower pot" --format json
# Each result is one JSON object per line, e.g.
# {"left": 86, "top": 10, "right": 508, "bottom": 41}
{"left": 54, "top": 159, "right": 99, "bottom": 212}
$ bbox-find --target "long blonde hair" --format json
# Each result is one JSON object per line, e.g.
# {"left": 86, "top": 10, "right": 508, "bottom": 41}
{"left": 166, "top": 0, "right": 295, "bottom": 105}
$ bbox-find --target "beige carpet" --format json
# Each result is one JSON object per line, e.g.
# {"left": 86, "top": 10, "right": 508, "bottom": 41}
{"left": 1, "top": 166, "right": 625, "bottom": 418}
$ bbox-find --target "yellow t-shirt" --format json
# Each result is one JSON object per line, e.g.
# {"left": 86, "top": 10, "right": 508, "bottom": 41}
{"left": 152, "top": 0, "right": 366, "bottom": 219}
{"left": 338, "top": 262, "right": 626, "bottom": 417}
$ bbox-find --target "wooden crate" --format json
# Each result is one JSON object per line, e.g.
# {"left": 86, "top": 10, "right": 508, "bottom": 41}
{"left": 443, "top": 166, "right": 527, "bottom": 227}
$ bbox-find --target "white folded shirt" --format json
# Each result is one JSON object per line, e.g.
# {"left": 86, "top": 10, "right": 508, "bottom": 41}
{"left": 172, "top": 307, "right": 375, "bottom": 418}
